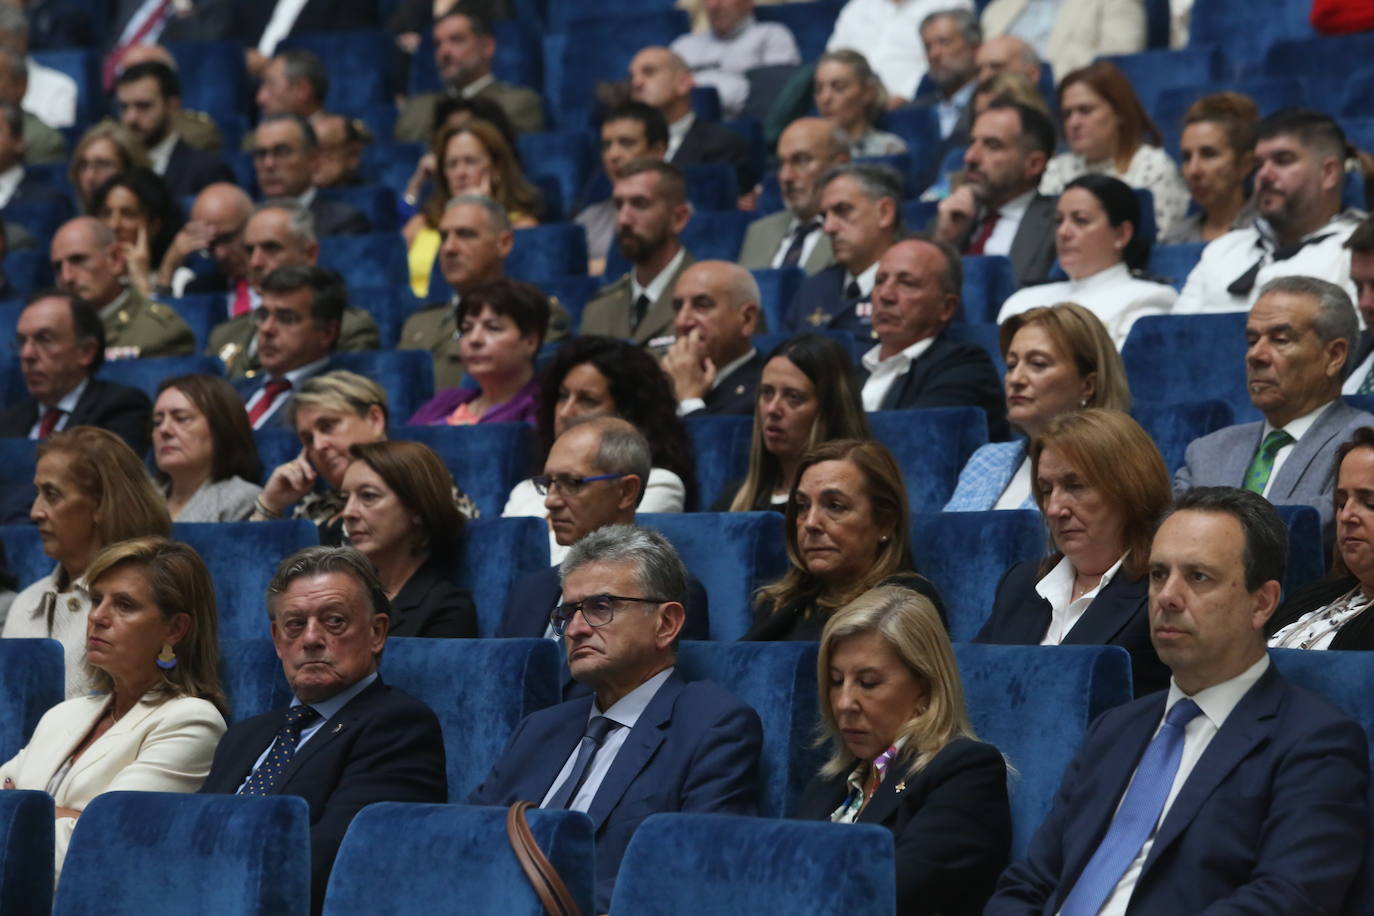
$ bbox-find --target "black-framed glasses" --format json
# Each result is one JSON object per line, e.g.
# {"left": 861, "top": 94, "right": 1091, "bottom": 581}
{"left": 549, "top": 594, "right": 668, "bottom": 635}
{"left": 531, "top": 472, "right": 626, "bottom": 496}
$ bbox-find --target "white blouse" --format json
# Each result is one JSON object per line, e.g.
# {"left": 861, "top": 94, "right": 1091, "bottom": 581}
{"left": 997, "top": 262, "right": 1177, "bottom": 349}
{"left": 1040, "top": 144, "right": 1190, "bottom": 241}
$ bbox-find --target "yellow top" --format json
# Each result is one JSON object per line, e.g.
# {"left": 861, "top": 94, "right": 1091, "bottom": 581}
{"left": 408, "top": 225, "right": 441, "bottom": 298}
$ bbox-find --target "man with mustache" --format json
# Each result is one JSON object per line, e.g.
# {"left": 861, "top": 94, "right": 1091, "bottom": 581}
{"left": 932, "top": 99, "right": 1057, "bottom": 287}
{"left": 1175, "top": 275, "right": 1373, "bottom": 529}
{"left": 1176, "top": 109, "right": 1361, "bottom": 314}
{"left": 581, "top": 160, "right": 694, "bottom": 351}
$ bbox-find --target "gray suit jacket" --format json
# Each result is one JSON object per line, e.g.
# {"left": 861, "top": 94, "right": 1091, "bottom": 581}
{"left": 1174, "top": 399, "right": 1374, "bottom": 528}
{"left": 940, "top": 192, "right": 1057, "bottom": 288}
{"left": 580, "top": 250, "right": 695, "bottom": 345}
{"left": 737, "top": 211, "right": 833, "bottom": 275}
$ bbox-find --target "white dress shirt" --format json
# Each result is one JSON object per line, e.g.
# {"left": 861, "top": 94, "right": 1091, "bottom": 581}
{"left": 1035, "top": 554, "right": 1125, "bottom": 645}
{"left": 861, "top": 336, "right": 935, "bottom": 410}
{"left": 1255, "top": 400, "right": 1329, "bottom": 499}
{"left": 461, "top": 73, "right": 495, "bottom": 98}
{"left": 0, "top": 162, "right": 24, "bottom": 208}
{"left": 25, "top": 60, "right": 76, "bottom": 129}
{"left": 26, "top": 376, "right": 88, "bottom": 439}
{"left": 540, "top": 667, "right": 675, "bottom": 812}
{"left": 678, "top": 346, "right": 759, "bottom": 415}
{"left": 992, "top": 455, "right": 1034, "bottom": 510}
{"left": 769, "top": 216, "right": 825, "bottom": 270}
{"left": 237, "top": 672, "right": 379, "bottom": 793}
{"left": 258, "top": 0, "right": 311, "bottom": 56}
{"left": 981, "top": 189, "right": 1034, "bottom": 258}
{"left": 935, "top": 80, "right": 975, "bottom": 140}
{"left": 827, "top": 0, "right": 975, "bottom": 100}
{"left": 997, "top": 262, "right": 1177, "bottom": 349}
{"left": 148, "top": 131, "right": 178, "bottom": 176}
{"left": 666, "top": 113, "right": 695, "bottom": 162}
{"left": 1095, "top": 655, "right": 1270, "bottom": 916}
{"left": 671, "top": 16, "right": 800, "bottom": 117}
{"left": 631, "top": 246, "right": 687, "bottom": 309}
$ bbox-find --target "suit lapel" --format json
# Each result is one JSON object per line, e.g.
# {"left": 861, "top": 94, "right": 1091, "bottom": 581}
{"left": 528, "top": 699, "right": 595, "bottom": 801}
{"left": 633, "top": 254, "right": 693, "bottom": 343}
{"left": 66, "top": 696, "right": 161, "bottom": 779}
{"left": 878, "top": 336, "right": 945, "bottom": 411}
{"left": 1009, "top": 196, "right": 1053, "bottom": 283}
{"left": 856, "top": 766, "right": 906, "bottom": 826}
{"left": 1062, "top": 574, "right": 1147, "bottom": 647}
{"left": 1223, "top": 422, "right": 1266, "bottom": 488}
{"left": 1269, "top": 402, "right": 1343, "bottom": 499}
{"left": 25, "top": 696, "right": 108, "bottom": 788}
{"left": 278, "top": 679, "right": 384, "bottom": 788}
{"left": 67, "top": 380, "right": 102, "bottom": 428}
{"left": 585, "top": 674, "right": 681, "bottom": 832}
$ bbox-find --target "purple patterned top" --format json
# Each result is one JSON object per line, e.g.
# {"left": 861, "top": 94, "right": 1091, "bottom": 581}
{"left": 406, "top": 376, "right": 540, "bottom": 426}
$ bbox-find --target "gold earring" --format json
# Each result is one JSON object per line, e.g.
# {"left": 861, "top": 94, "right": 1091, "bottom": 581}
{"left": 156, "top": 643, "right": 177, "bottom": 670}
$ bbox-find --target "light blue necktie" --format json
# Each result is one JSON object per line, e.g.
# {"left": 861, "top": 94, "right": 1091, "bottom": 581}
{"left": 1059, "top": 699, "right": 1203, "bottom": 916}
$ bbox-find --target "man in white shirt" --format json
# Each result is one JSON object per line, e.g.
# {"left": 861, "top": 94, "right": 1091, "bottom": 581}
{"left": 987, "top": 486, "right": 1368, "bottom": 915}
{"left": 669, "top": 0, "right": 800, "bottom": 118}
{"left": 916, "top": 8, "right": 980, "bottom": 142}
{"left": 1176, "top": 109, "right": 1361, "bottom": 314}
{"left": 662, "top": 260, "right": 764, "bottom": 416}
{"left": 1175, "top": 275, "right": 1374, "bottom": 529}
{"left": 0, "top": 5, "right": 74, "bottom": 129}
{"left": 827, "top": 0, "right": 974, "bottom": 103}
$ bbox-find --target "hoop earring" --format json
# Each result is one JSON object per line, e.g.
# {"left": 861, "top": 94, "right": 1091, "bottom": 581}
{"left": 156, "top": 644, "right": 178, "bottom": 670}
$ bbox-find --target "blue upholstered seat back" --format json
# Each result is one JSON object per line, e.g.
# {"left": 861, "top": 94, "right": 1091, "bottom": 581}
{"left": 0, "top": 522, "right": 53, "bottom": 588}
{"left": 393, "top": 422, "right": 538, "bottom": 521}
{"left": 1123, "top": 313, "right": 1255, "bottom": 422}
{"left": 0, "top": 790, "right": 54, "bottom": 916}
{"left": 53, "top": 792, "right": 311, "bottom": 916}
{"left": 453, "top": 516, "right": 551, "bottom": 636}
{"left": 0, "top": 639, "right": 63, "bottom": 763}
{"left": 612, "top": 812, "right": 896, "bottom": 915}
{"left": 325, "top": 803, "right": 594, "bottom": 916}
{"left": 871, "top": 407, "right": 989, "bottom": 512}
{"left": 1131, "top": 399, "right": 1233, "bottom": 474}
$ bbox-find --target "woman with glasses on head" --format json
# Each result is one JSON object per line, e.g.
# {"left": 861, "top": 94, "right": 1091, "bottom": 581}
{"left": 68, "top": 123, "right": 149, "bottom": 214}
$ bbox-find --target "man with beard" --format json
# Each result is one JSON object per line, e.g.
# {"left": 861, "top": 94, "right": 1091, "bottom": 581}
{"left": 738, "top": 117, "right": 848, "bottom": 275}
{"left": 575, "top": 102, "right": 668, "bottom": 270}
{"left": 114, "top": 61, "right": 234, "bottom": 199}
{"left": 581, "top": 160, "right": 694, "bottom": 350}
{"left": 932, "top": 100, "right": 1056, "bottom": 287}
{"left": 1176, "top": 109, "right": 1361, "bottom": 314}
{"left": 915, "top": 9, "right": 981, "bottom": 144}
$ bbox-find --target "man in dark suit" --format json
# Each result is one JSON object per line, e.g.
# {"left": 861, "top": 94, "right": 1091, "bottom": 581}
{"left": 114, "top": 62, "right": 234, "bottom": 200}
{"left": 932, "top": 100, "right": 1057, "bottom": 288}
{"left": 499, "top": 417, "right": 710, "bottom": 638}
{"left": 662, "top": 260, "right": 764, "bottom": 416}
{"left": 253, "top": 114, "right": 369, "bottom": 237}
{"left": 0, "top": 101, "right": 67, "bottom": 212}
{"left": 200, "top": 546, "right": 446, "bottom": 916}
{"left": 581, "top": 160, "right": 695, "bottom": 349}
{"left": 629, "top": 46, "right": 754, "bottom": 193}
{"left": 472, "top": 523, "right": 761, "bottom": 914}
{"left": 233, "top": 264, "right": 341, "bottom": 429}
{"left": 859, "top": 238, "right": 1007, "bottom": 438}
{"left": 988, "top": 487, "right": 1369, "bottom": 914}
{"left": 787, "top": 162, "right": 903, "bottom": 338}
{"left": 0, "top": 291, "right": 151, "bottom": 454}
{"left": 234, "top": 0, "right": 378, "bottom": 56}
{"left": 159, "top": 183, "right": 255, "bottom": 309}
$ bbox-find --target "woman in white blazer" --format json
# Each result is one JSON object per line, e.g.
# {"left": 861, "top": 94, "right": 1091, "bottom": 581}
{"left": 0, "top": 537, "right": 227, "bottom": 877}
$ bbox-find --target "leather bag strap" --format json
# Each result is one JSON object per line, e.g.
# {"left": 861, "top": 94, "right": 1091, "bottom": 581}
{"left": 505, "top": 801, "right": 581, "bottom": 916}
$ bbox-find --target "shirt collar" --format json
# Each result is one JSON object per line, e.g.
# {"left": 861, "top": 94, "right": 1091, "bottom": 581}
{"left": 631, "top": 246, "right": 687, "bottom": 304}
{"left": 98, "top": 288, "right": 132, "bottom": 321}
{"left": 845, "top": 260, "right": 881, "bottom": 298}
{"left": 1164, "top": 654, "right": 1269, "bottom": 731}
{"left": 292, "top": 670, "right": 378, "bottom": 720}
{"left": 149, "top": 131, "right": 178, "bottom": 173}
{"left": 1034, "top": 553, "right": 1127, "bottom": 606}
{"left": 592, "top": 666, "right": 674, "bottom": 728}
{"left": 944, "top": 79, "right": 976, "bottom": 107}
{"left": 860, "top": 334, "right": 935, "bottom": 373}
{"left": 712, "top": 346, "right": 757, "bottom": 390}
{"left": 669, "top": 112, "right": 696, "bottom": 145}
{"left": 460, "top": 73, "right": 496, "bottom": 98}
{"left": 1067, "top": 260, "right": 1132, "bottom": 290}
{"left": 53, "top": 376, "right": 89, "bottom": 413}
{"left": 1262, "top": 398, "right": 1335, "bottom": 443}
{"left": 995, "top": 189, "right": 1035, "bottom": 221}
{"left": 273, "top": 355, "right": 330, "bottom": 386}
{"left": 294, "top": 186, "right": 317, "bottom": 210}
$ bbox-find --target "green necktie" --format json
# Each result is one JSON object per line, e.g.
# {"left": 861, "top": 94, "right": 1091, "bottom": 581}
{"left": 1358, "top": 364, "right": 1374, "bottom": 395}
{"left": 1243, "top": 429, "right": 1295, "bottom": 494}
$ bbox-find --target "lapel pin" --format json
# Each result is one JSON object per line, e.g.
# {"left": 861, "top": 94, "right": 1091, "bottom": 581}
{"left": 331, "top": 723, "right": 343, "bottom": 734}
{"left": 734, "top": 384, "right": 744, "bottom": 395}
{"left": 894, "top": 781, "right": 906, "bottom": 793}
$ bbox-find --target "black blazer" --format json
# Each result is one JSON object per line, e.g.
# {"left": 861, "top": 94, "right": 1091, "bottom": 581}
{"left": 744, "top": 572, "right": 947, "bottom": 641}
{"left": 389, "top": 561, "right": 477, "bottom": 638}
{"left": 793, "top": 737, "right": 1012, "bottom": 916}
{"left": 858, "top": 331, "right": 1009, "bottom": 440}
{"left": 685, "top": 350, "right": 765, "bottom": 416}
{"left": 308, "top": 196, "right": 371, "bottom": 237}
{"left": 672, "top": 118, "right": 755, "bottom": 192}
{"left": 199, "top": 677, "right": 447, "bottom": 914}
{"left": 12, "top": 171, "right": 72, "bottom": 211}
{"left": 0, "top": 378, "right": 152, "bottom": 455}
{"left": 1268, "top": 574, "right": 1374, "bottom": 650}
{"left": 233, "top": 0, "right": 379, "bottom": 43}
{"left": 162, "top": 138, "right": 236, "bottom": 201}
{"left": 975, "top": 560, "right": 1169, "bottom": 697}
{"left": 709, "top": 475, "right": 785, "bottom": 513}
{"left": 497, "top": 563, "right": 712, "bottom": 640}
{"left": 185, "top": 270, "right": 231, "bottom": 296}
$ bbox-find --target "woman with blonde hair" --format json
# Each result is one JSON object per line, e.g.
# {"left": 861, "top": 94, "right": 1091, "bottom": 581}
{"left": 68, "top": 122, "right": 150, "bottom": 214}
{"left": 814, "top": 49, "right": 906, "bottom": 157}
{"left": 946, "top": 303, "right": 1129, "bottom": 511}
{"left": 794, "top": 585, "right": 1011, "bottom": 915}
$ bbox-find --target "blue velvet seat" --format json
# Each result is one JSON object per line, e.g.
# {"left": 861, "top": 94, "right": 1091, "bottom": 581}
{"left": 637, "top": 512, "right": 789, "bottom": 641}
{"left": 218, "top": 638, "right": 291, "bottom": 723}
{"left": 961, "top": 255, "right": 1016, "bottom": 323}
{"left": 612, "top": 813, "right": 896, "bottom": 915}
{"left": 691, "top": 86, "right": 723, "bottom": 122}
{"left": 0, "top": 790, "right": 54, "bottom": 916}
{"left": 99, "top": 356, "right": 224, "bottom": 400}
{"left": 1259, "top": 35, "right": 1374, "bottom": 102}
{"left": 392, "top": 422, "right": 537, "bottom": 520}
{"left": 171, "top": 520, "right": 319, "bottom": 642}
{"left": 52, "top": 792, "right": 311, "bottom": 916}
{"left": 942, "top": 322, "right": 1004, "bottom": 376}
{"left": 912, "top": 511, "right": 1045, "bottom": 641}
{"left": 684, "top": 413, "right": 753, "bottom": 511}
{"left": 29, "top": 49, "right": 98, "bottom": 128}
{"left": 538, "top": 274, "right": 601, "bottom": 331}
{"left": 0, "top": 522, "right": 48, "bottom": 587}
{"left": 315, "top": 185, "right": 398, "bottom": 234}
{"left": 508, "top": 223, "right": 590, "bottom": 282}
{"left": 357, "top": 142, "right": 426, "bottom": 199}
{"left": 349, "top": 285, "right": 417, "bottom": 349}
{"left": 409, "top": 20, "right": 544, "bottom": 96}
{"left": 542, "top": 12, "right": 689, "bottom": 129}
{"left": 870, "top": 407, "right": 989, "bottom": 512}
{"left": 5, "top": 251, "right": 54, "bottom": 297}
{"left": 1273, "top": 504, "right": 1326, "bottom": 599}
{"left": 676, "top": 641, "right": 821, "bottom": 816}
{"left": 517, "top": 131, "right": 596, "bottom": 223}
{"left": 954, "top": 643, "right": 1133, "bottom": 856}
{"left": 166, "top": 41, "right": 251, "bottom": 127}
{"left": 278, "top": 31, "right": 392, "bottom": 111}
{"left": 1155, "top": 80, "right": 1307, "bottom": 154}
{"left": 453, "top": 517, "right": 551, "bottom": 636}
{"left": 0, "top": 437, "right": 36, "bottom": 486}
{"left": 874, "top": 107, "right": 941, "bottom": 190}
{"left": 752, "top": 267, "right": 806, "bottom": 332}
{"left": 1100, "top": 48, "right": 1228, "bottom": 114}
{"left": 1268, "top": 648, "right": 1374, "bottom": 913}
{"left": 684, "top": 162, "right": 739, "bottom": 210}
{"left": 164, "top": 294, "right": 219, "bottom": 352}
{"left": 6, "top": 197, "right": 74, "bottom": 247}
{"left": 752, "top": 328, "right": 859, "bottom": 362}
{"left": 1132, "top": 399, "right": 1234, "bottom": 474}
{"left": 323, "top": 803, "right": 593, "bottom": 916}
{"left": 754, "top": 0, "right": 845, "bottom": 60}
{"left": 331, "top": 351, "right": 435, "bottom": 424}
{"left": 319, "top": 233, "right": 410, "bottom": 290}
{"left": 1122, "top": 313, "right": 1254, "bottom": 423}
{"left": 1146, "top": 242, "right": 1206, "bottom": 290}
{"left": 1192, "top": 0, "right": 1314, "bottom": 69}
{"left": 546, "top": 0, "right": 682, "bottom": 28}
{"left": 251, "top": 428, "right": 298, "bottom": 482}
{"left": 0, "top": 639, "right": 63, "bottom": 761}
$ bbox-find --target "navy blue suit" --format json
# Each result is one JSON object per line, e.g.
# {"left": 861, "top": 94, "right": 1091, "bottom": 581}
{"left": 986, "top": 663, "right": 1369, "bottom": 914}
{"left": 467, "top": 669, "right": 763, "bottom": 913}
{"left": 497, "top": 564, "right": 712, "bottom": 641}
{"left": 785, "top": 264, "right": 873, "bottom": 339}
{"left": 233, "top": 359, "right": 332, "bottom": 428}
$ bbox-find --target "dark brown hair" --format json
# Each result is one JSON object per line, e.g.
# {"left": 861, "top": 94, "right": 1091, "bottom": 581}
{"left": 155, "top": 374, "right": 263, "bottom": 484}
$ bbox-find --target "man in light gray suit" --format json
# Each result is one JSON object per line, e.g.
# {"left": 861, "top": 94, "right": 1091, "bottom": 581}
{"left": 1175, "top": 275, "right": 1374, "bottom": 529}
{"left": 737, "top": 117, "right": 847, "bottom": 275}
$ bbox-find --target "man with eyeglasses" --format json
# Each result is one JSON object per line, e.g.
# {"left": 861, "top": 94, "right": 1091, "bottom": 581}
{"left": 252, "top": 113, "right": 369, "bottom": 237}
{"left": 235, "top": 264, "right": 343, "bottom": 430}
{"left": 470, "top": 523, "right": 761, "bottom": 915}
{"left": 498, "top": 416, "right": 710, "bottom": 639}
{"left": 0, "top": 289, "right": 151, "bottom": 453}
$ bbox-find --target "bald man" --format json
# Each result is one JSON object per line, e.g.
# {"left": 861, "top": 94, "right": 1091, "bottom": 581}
{"left": 974, "top": 36, "right": 1043, "bottom": 86}
{"left": 738, "top": 117, "right": 849, "bottom": 274}
{"left": 51, "top": 217, "right": 194, "bottom": 359}
{"left": 662, "top": 260, "right": 765, "bottom": 415}
{"left": 629, "top": 45, "right": 752, "bottom": 191}
{"left": 160, "top": 183, "right": 256, "bottom": 313}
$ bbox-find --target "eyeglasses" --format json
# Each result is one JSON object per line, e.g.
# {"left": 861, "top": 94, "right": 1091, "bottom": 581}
{"left": 549, "top": 594, "right": 667, "bottom": 635}
{"left": 252, "top": 306, "right": 305, "bottom": 326}
{"left": 530, "top": 472, "right": 626, "bottom": 496}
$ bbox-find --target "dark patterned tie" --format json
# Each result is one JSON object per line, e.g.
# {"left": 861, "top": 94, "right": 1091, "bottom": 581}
{"left": 781, "top": 221, "right": 818, "bottom": 268}
{"left": 1227, "top": 233, "right": 1335, "bottom": 296}
{"left": 238, "top": 705, "right": 320, "bottom": 796}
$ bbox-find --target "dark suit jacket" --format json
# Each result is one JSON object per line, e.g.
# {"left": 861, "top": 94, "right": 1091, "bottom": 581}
{"left": 162, "top": 138, "right": 235, "bottom": 201}
{"left": 11, "top": 170, "right": 72, "bottom": 211}
{"left": 497, "top": 564, "right": 712, "bottom": 641}
{"left": 745, "top": 572, "right": 947, "bottom": 641}
{"left": 184, "top": 270, "right": 231, "bottom": 296}
{"left": 233, "top": 359, "right": 332, "bottom": 428}
{"left": 233, "top": 0, "right": 379, "bottom": 42}
{"left": 199, "top": 677, "right": 447, "bottom": 914}
{"left": 786, "top": 263, "right": 871, "bottom": 338}
{"left": 685, "top": 349, "right": 765, "bottom": 416}
{"left": 466, "top": 669, "right": 763, "bottom": 913}
{"left": 0, "top": 378, "right": 152, "bottom": 455}
{"left": 986, "top": 665, "right": 1370, "bottom": 915}
{"left": 308, "top": 196, "right": 371, "bottom": 237}
{"left": 390, "top": 561, "right": 477, "bottom": 638}
{"left": 1268, "top": 574, "right": 1374, "bottom": 650}
{"left": 859, "top": 331, "right": 1009, "bottom": 440}
{"left": 794, "top": 738, "right": 1012, "bottom": 916}
{"left": 672, "top": 118, "right": 755, "bottom": 192}
{"left": 110, "top": 0, "right": 235, "bottom": 45}
{"left": 976, "top": 560, "right": 1169, "bottom": 697}
{"left": 942, "top": 193, "right": 1057, "bottom": 289}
